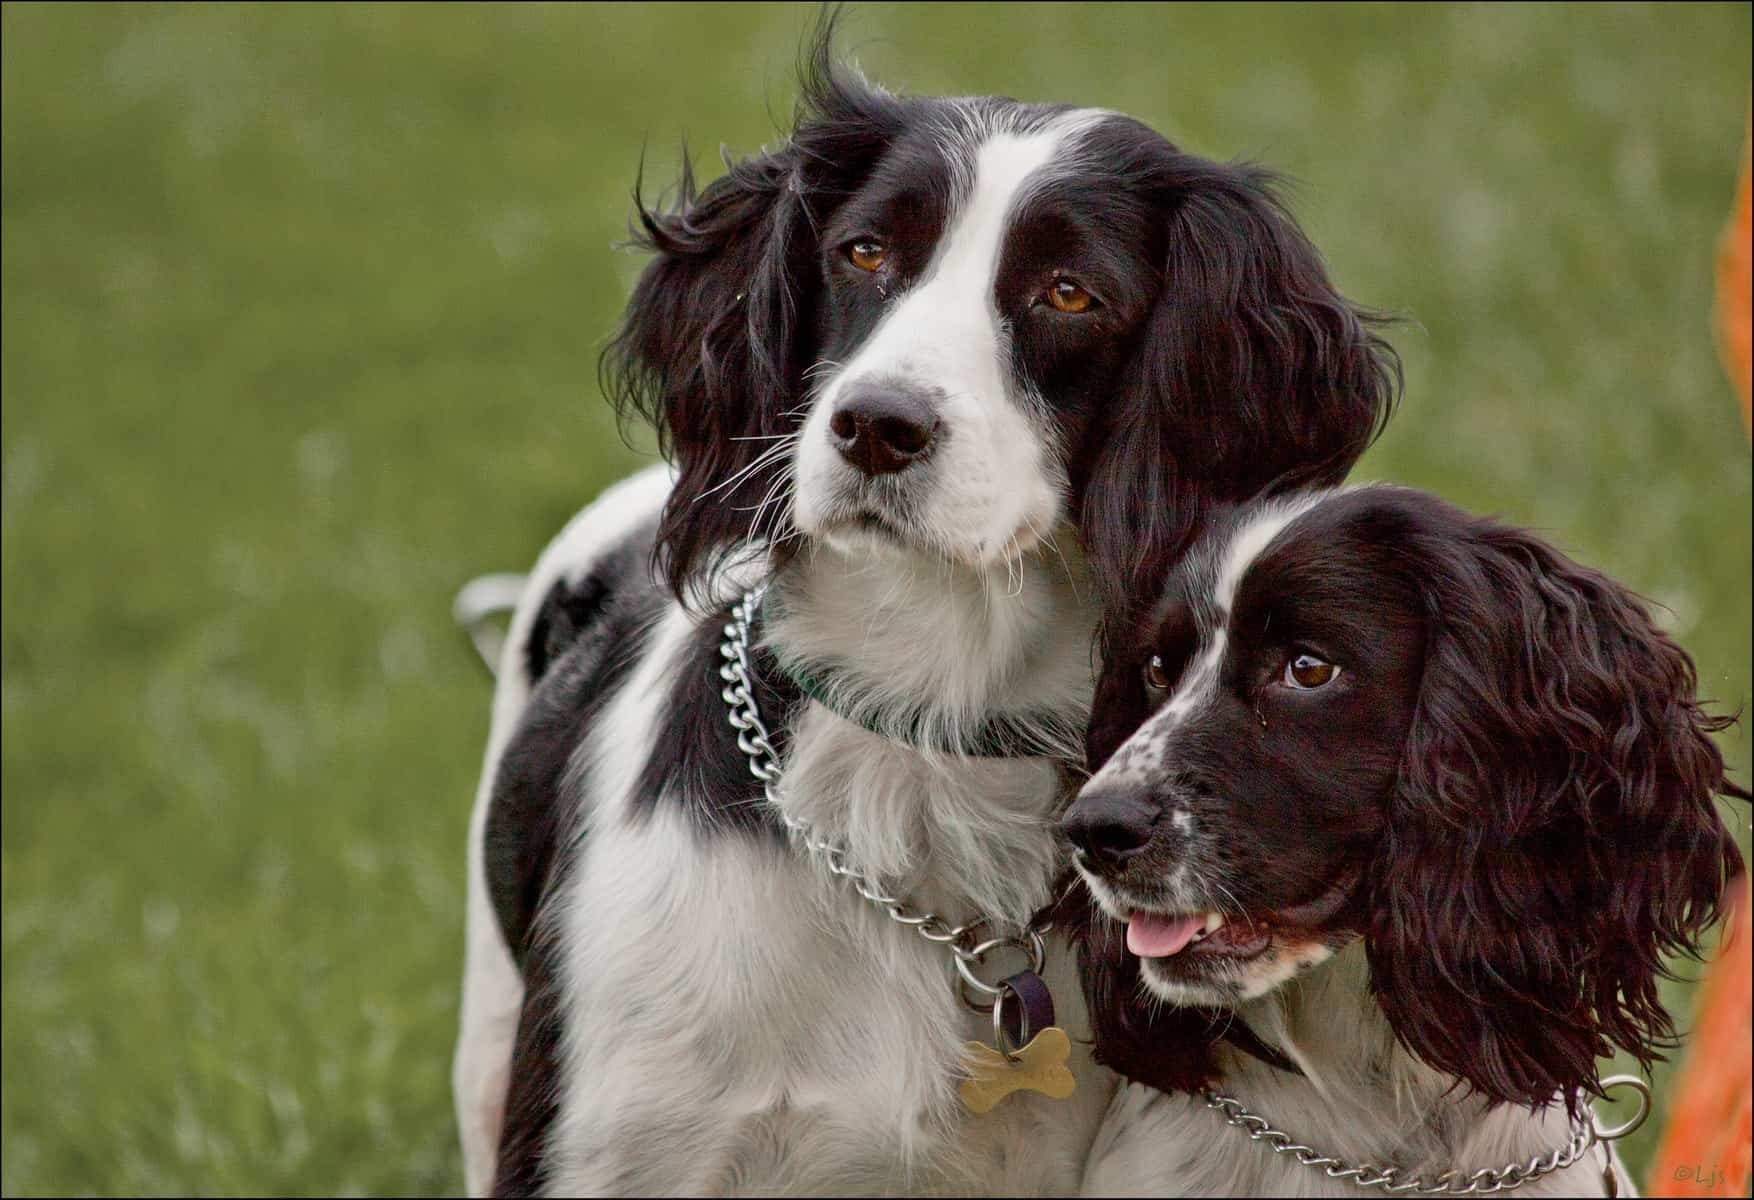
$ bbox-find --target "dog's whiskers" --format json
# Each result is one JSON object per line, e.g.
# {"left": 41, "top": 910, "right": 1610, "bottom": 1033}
{"left": 698, "top": 436, "right": 799, "bottom": 502}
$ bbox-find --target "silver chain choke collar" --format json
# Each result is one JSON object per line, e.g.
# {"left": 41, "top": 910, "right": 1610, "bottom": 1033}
{"left": 1199, "top": 1073, "right": 1650, "bottom": 1195}
{"left": 719, "top": 585, "right": 1654, "bottom": 1153}
{"left": 718, "top": 587, "right": 1052, "bottom": 1041}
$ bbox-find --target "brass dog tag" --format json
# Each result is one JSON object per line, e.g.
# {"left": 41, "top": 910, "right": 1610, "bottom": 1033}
{"left": 959, "top": 1026, "right": 1077, "bottom": 1113}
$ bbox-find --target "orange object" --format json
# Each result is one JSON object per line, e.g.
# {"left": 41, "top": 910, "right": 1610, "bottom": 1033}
{"left": 1649, "top": 873, "right": 1752, "bottom": 1197}
{"left": 1648, "top": 105, "right": 1754, "bottom": 1200}
{"left": 1716, "top": 117, "right": 1751, "bottom": 431}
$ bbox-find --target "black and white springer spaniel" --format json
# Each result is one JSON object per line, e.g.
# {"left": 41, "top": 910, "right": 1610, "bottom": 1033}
{"left": 1064, "top": 486, "right": 1747, "bottom": 1196}
{"left": 453, "top": 37, "right": 1397, "bottom": 1196}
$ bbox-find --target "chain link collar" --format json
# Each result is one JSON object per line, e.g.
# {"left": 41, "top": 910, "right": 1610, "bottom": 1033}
{"left": 1199, "top": 1074, "right": 1649, "bottom": 1195}
{"left": 718, "top": 587, "right": 1053, "bottom": 1040}
{"left": 719, "top": 585, "right": 1653, "bottom": 1172}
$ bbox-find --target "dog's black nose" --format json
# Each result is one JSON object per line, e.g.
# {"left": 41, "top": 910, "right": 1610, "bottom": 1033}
{"left": 1061, "top": 788, "right": 1160, "bottom": 867}
{"left": 829, "top": 382, "right": 940, "bottom": 476}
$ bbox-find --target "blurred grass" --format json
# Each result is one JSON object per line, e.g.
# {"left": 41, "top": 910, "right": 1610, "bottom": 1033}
{"left": 2, "top": 2, "right": 1749, "bottom": 1194}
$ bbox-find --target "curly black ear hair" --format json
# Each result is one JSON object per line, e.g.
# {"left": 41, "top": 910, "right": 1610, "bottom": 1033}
{"left": 1078, "top": 157, "right": 1399, "bottom": 647}
{"left": 600, "top": 24, "right": 902, "bottom": 606}
{"left": 1368, "top": 509, "right": 1747, "bottom": 1113}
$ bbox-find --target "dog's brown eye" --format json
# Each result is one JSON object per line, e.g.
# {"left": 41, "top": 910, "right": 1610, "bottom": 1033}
{"left": 1046, "top": 277, "right": 1095, "bottom": 314}
{"left": 1143, "top": 654, "right": 1172, "bottom": 692}
{"left": 1284, "top": 654, "right": 1339, "bottom": 690}
{"left": 848, "top": 240, "right": 888, "bottom": 272}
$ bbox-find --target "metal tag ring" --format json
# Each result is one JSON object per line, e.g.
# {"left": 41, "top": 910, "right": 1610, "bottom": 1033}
{"left": 992, "top": 987, "right": 1028, "bottom": 1061}
{"left": 1590, "top": 1075, "right": 1652, "bottom": 1143}
{"left": 957, "top": 974, "right": 996, "bottom": 1014}
{"left": 952, "top": 932, "right": 1047, "bottom": 998}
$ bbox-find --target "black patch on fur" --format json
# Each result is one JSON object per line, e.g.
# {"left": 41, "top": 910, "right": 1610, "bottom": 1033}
{"left": 492, "top": 919, "right": 567, "bottom": 1198}
{"left": 525, "top": 574, "right": 608, "bottom": 686}
{"left": 485, "top": 518, "right": 660, "bottom": 966}
{"left": 488, "top": 559, "right": 805, "bottom": 1194}
{"left": 627, "top": 601, "right": 799, "bottom": 838}
{"left": 487, "top": 529, "right": 665, "bottom": 1195}
{"left": 1362, "top": 490, "right": 1747, "bottom": 1111}
{"left": 1069, "top": 124, "right": 1402, "bottom": 658}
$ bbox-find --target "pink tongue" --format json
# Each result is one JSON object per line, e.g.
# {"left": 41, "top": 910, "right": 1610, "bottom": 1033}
{"left": 1127, "top": 913, "right": 1204, "bottom": 958}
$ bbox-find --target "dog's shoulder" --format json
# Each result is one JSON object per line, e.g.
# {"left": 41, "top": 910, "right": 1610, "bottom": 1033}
{"left": 484, "top": 467, "right": 673, "bottom": 967}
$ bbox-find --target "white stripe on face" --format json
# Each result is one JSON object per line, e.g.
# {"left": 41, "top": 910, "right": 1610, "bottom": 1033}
{"left": 1214, "top": 497, "right": 1321, "bottom": 614}
{"left": 794, "top": 111, "right": 1098, "bottom": 567}
{"left": 919, "top": 125, "right": 1068, "bottom": 321}
{"left": 1085, "top": 494, "right": 1328, "bottom": 794}
{"left": 1157, "top": 495, "right": 1324, "bottom": 727}
{"left": 1159, "top": 627, "right": 1226, "bottom": 726}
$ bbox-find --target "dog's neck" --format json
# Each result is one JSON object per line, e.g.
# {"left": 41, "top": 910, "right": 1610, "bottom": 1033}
{"left": 764, "top": 533, "right": 1096, "bottom": 729}
{"left": 758, "top": 531, "right": 1098, "bottom": 926}
{"left": 1216, "top": 943, "right": 1588, "bottom": 1187}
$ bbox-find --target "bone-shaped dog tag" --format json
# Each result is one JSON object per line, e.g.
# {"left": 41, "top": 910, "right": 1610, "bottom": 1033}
{"left": 959, "top": 1026, "right": 1076, "bottom": 1113}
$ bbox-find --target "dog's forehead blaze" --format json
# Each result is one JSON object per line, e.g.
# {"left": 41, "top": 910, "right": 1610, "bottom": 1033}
{"left": 1159, "top": 495, "right": 1328, "bottom": 663}
{"left": 1087, "top": 493, "right": 1343, "bottom": 784}
{"left": 1222, "top": 489, "right": 1438, "bottom": 661}
{"left": 905, "top": 115, "right": 1100, "bottom": 277}
{"left": 833, "top": 104, "right": 1107, "bottom": 272}
{"left": 1212, "top": 496, "right": 1326, "bottom": 615}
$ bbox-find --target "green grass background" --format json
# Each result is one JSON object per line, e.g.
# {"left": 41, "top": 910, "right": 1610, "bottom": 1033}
{"left": 3, "top": 2, "right": 1750, "bottom": 1194}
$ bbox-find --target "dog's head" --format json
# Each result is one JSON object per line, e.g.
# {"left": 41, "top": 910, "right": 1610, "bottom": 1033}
{"left": 1064, "top": 485, "right": 1747, "bottom": 1107}
{"left": 603, "top": 32, "right": 1397, "bottom": 606}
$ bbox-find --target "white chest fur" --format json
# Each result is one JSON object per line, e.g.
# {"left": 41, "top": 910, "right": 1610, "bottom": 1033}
{"left": 543, "top": 580, "right": 1115, "bottom": 1195}
{"left": 1079, "top": 946, "right": 1634, "bottom": 1198}
{"left": 547, "top": 808, "right": 1114, "bottom": 1195}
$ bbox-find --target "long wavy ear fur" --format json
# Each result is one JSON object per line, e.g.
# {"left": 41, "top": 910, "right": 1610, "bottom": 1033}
{"left": 600, "top": 23, "right": 902, "bottom": 605}
{"left": 1368, "top": 499, "right": 1746, "bottom": 1111}
{"left": 1080, "top": 157, "right": 1399, "bottom": 643}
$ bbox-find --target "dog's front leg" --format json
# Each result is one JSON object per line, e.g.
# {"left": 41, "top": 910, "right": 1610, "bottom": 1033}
{"left": 455, "top": 799, "right": 523, "bottom": 1196}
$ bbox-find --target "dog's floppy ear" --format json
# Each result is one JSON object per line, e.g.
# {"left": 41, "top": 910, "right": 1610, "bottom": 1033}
{"left": 1368, "top": 508, "right": 1747, "bottom": 1111}
{"left": 1080, "top": 156, "right": 1398, "bottom": 627}
{"left": 602, "top": 39, "right": 901, "bottom": 605}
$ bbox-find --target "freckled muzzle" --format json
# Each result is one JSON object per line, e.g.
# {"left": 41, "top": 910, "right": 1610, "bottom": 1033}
{"left": 1064, "top": 766, "right": 1360, "bottom": 1003}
